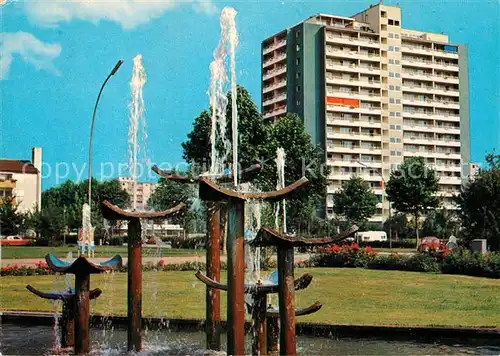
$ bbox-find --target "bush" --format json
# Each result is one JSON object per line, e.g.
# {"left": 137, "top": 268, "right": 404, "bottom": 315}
{"left": 162, "top": 235, "right": 206, "bottom": 249}
{"left": 311, "top": 243, "right": 500, "bottom": 278}
{"left": 357, "top": 239, "right": 416, "bottom": 249}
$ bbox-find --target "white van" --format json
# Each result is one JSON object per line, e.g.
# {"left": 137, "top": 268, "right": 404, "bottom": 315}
{"left": 355, "top": 231, "right": 387, "bottom": 242}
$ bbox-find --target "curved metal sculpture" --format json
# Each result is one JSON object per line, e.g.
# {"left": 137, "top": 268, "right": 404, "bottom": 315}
{"left": 196, "top": 177, "right": 309, "bottom": 356}
{"left": 42, "top": 254, "right": 122, "bottom": 354}
{"left": 249, "top": 225, "right": 358, "bottom": 355}
{"left": 151, "top": 163, "right": 262, "bottom": 351}
{"left": 101, "top": 200, "right": 185, "bottom": 352}
{"left": 26, "top": 285, "right": 102, "bottom": 348}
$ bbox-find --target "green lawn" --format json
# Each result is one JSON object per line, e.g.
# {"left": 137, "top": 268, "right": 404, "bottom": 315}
{"left": 2, "top": 268, "right": 499, "bottom": 327}
{"left": 0, "top": 245, "right": 199, "bottom": 259}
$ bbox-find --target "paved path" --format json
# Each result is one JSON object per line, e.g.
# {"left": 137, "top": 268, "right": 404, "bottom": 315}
{"left": 1, "top": 253, "right": 312, "bottom": 267}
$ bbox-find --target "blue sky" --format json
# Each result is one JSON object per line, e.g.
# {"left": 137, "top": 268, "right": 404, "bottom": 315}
{"left": 1, "top": 0, "right": 499, "bottom": 189}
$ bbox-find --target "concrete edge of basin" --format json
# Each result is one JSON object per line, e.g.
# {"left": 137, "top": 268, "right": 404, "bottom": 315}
{"left": 1, "top": 310, "right": 499, "bottom": 343}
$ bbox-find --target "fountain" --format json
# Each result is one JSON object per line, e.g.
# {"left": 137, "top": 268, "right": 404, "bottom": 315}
{"left": 26, "top": 254, "right": 122, "bottom": 354}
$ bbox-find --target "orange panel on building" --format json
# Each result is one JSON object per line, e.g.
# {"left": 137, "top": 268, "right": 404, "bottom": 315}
{"left": 326, "top": 96, "right": 360, "bottom": 108}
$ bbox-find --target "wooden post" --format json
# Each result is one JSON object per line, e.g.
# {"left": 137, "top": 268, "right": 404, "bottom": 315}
{"left": 74, "top": 273, "right": 90, "bottom": 354}
{"left": 267, "top": 315, "right": 279, "bottom": 354}
{"left": 226, "top": 199, "right": 245, "bottom": 356}
{"left": 277, "top": 247, "right": 295, "bottom": 356}
{"left": 128, "top": 218, "right": 142, "bottom": 352}
{"left": 252, "top": 292, "right": 268, "bottom": 356}
{"left": 206, "top": 202, "right": 221, "bottom": 350}
{"left": 61, "top": 299, "right": 75, "bottom": 348}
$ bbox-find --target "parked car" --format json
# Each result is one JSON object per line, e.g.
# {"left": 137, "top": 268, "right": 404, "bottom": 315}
{"left": 0, "top": 235, "right": 33, "bottom": 246}
{"left": 418, "top": 236, "right": 442, "bottom": 252}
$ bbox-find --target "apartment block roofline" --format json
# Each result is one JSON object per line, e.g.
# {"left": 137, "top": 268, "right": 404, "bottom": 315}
{"left": 350, "top": 2, "right": 401, "bottom": 18}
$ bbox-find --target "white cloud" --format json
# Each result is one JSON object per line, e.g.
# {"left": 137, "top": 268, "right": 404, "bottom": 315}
{"left": 0, "top": 32, "right": 62, "bottom": 80}
{"left": 22, "top": 0, "right": 218, "bottom": 30}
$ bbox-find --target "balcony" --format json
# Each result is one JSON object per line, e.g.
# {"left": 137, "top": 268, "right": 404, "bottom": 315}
{"left": 401, "top": 57, "right": 433, "bottom": 68}
{"left": 263, "top": 66, "right": 286, "bottom": 81}
{"left": 434, "top": 49, "right": 459, "bottom": 59}
{"left": 403, "top": 123, "right": 435, "bottom": 133}
{"left": 402, "top": 71, "right": 433, "bottom": 81}
{"left": 262, "top": 93, "right": 287, "bottom": 107}
{"left": 434, "top": 164, "right": 461, "bottom": 172}
{"left": 434, "top": 112, "right": 460, "bottom": 122}
{"left": 325, "top": 33, "right": 358, "bottom": 46}
{"left": 403, "top": 136, "right": 436, "bottom": 145}
{"left": 404, "top": 150, "right": 436, "bottom": 158}
{"left": 434, "top": 100, "right": 460, "bottom": 109}
{"left": 326, "top": 75, "right": 360, "bottom": 86}
{"left": 434, "top": 151, "right": 461, "bottom": 159}
{"left": 326, "top": 115, "right": 381, "bottom": 129}
{"left": 325, "top": 47, "right": 358, "bottom": 59}
{"left": 402, "top": 110, "right": 434, "bottom": 120}
{"left": 358, "top": 52, "right": 380, "bottom": 61}
{"left": 357, "top": 65, "right": 381, "bottom": 75}
{"left": 359, "top": 105, "right": 381, "bottom": 115}
{"left": 401, "top": 45, "right": 433, "bottom": 56}
{"left": 263, "top": 52, "right": 286, "bottom": 68}
{"left": 358, "top": 79, "right": 381, "bottom": 88}
{"left": 402, "top": 97, "right": 434, "bottom": 107}
{"left": 434, "top": 74, "right": 459, "bottom": 84}
{"left": 435, "top": 138, "right": 460, "bottom": 147}
{"left": 262, "top": 79, "right": 287, "bottom": 93}
{"left": 325, "top": 61, "right": 360, "bottom": 74}
{"left": 435, "top": 125, "right": 460, "bottom": 135}
{"left": 357, "top": 37, "right": 380, "bottom": 48}
{"left": 402, "top": 84, "right": 434, "bottom": 94}
{"left": 263, "top": 105, "right": 287, "bottom": 119}
{"left": 263, "top": 39, "right": 287, "bottom": 55}
{"left": 434, "top": 61, "right": 459, "bottom": 72}
{"left": 434, "top": 87, "right": 459, "bottom": 97}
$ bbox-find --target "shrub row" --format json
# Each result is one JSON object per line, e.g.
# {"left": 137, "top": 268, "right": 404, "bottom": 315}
{"left": 308, "top": 243, "right": 500, "bottom": 278}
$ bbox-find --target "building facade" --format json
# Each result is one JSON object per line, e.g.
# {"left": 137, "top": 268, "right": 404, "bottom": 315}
{"left": 118, "top": 176, "right": 156, "bottom": 211}
{"left": 261, "top": 3, "right": 470, "bottom": 221}
{"left": 0, "top": 147, "right": 42, "bottom": 213}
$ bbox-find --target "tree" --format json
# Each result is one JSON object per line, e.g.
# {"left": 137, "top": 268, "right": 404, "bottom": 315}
{"left": 148, "top": 175, "right": 205, "bottom": 233}
{"left": 456, "top": 153, "right": 500, "bottom": 250}
{"left": 256, "top": 113, "right": 330, "bottom": 234}
{"left": 182, "top": 86, "right": 267, "bottom": 172}
{"left": 331, "top": 176, "right": 378, "bottom": 225}
{"left": 383, "top": 212, "right": 411, "bottom": 240}
{"left": 41, "top": 179, "right": 130, "bottom": 239}
{"left": 422, "top": 209, "right": 459, "bottom": 239}
{"left": 386, "top": 156, "right": 440, "bottom": 247}
{"left": 0, "top": 196, "right": 26, "bottom": 236}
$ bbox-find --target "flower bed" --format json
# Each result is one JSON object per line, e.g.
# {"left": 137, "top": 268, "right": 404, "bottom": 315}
{"left": 309, "top": 243, "right": 500, "bottom": 278}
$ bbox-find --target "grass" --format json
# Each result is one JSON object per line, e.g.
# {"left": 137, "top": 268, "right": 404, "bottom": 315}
{"left": 0, "top": 245, "right": 199, "bottom": 259}
{"left": 1, "top": 268, "right": 499, "bottom": 327}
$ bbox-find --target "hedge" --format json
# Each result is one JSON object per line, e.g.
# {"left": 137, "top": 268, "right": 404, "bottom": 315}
{"left": 308, "top": 243, "right": 500, "bottom": 278}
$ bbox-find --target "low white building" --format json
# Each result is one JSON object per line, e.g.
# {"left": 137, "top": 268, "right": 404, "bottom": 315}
{"left": 0, "top": 147, "right": 42, "bottom": 212}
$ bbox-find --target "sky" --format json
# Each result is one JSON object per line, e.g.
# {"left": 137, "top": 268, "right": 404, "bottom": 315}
{"left": 1, "top": 0, "right": 499, "bottom": 190}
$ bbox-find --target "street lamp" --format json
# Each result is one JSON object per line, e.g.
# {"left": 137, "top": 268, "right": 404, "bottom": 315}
{"left": 356, "top": 160, "right": 393, "bottom": 248}
{"left": 88, "top": 60, "right": 124, "bottom": 210}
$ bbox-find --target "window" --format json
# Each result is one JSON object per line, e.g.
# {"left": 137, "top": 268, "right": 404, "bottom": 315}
{"left": 381, "top": 11, "right": 387, "bottom": 18}
{"left": 389, "top": 85, "right": 395, "bottom": 90}
{"left": 395, "top": 34, "right": 400, "bottom": 39}
{"left": 395, "top": 59, "right": 400, "bottom": 64}
{"left": 296, "top": 44, "right": 300, "bottom": 51}
{"left": 395, "top": 73, "right": 401, "bottom": 78}
{"left": 391, "top": 164, "right": 399, "bottom": 171}
{"left": 296, "top": 30, "right": 300, "bottom": 38}
{"left": 388, "top": 33, "right": 394, "bottom": 38}
{"left": 388, "top": 19, "right": 394, "bottom": 25}
{"left": 296, "top": 85, "right": 301, "bottom": 92}
{"left": 390, "top": 137, "right": 401, "bottom": 143}
{"left": 390, "top": 111, "right": 395, "bottom": 117}
{"left": 0, "top": 189, "right": 13, "bottom": 198}
{"left": 395, "top": 47, "right": 400, "bottom": 52}
{"left": 296, "top": 99, "right": 301, "bottom": 106}
{"left": 390, "top": 98, "right": 395, "bottom": 103}
{"left": 296, "top": 58, "right": 300, "bottom": 65}
{"left": 389, "top": 46, "right": 394, "bottom": 51}
{"left": 389, "top": 59, "right": 394, "bottom": 64}
{"left": 391, "top": 151, "right": 402, "bottom": 156}
{"left": 396, "top": 112, "right": 401, "bottom": 117}
{"left": 390, "top": 124, "right": 401, "bottom": 130}
{"left": 395, "top": 20, "right": 400, "bottom": 26}
{"left": 396, "top": 86, "right": 401, "bottom": 90}
{"left": 296, "top": 72, "right": 301, "bottom": 79}
{"left": 389, "top": 72, "right": 395, "bottom": 77}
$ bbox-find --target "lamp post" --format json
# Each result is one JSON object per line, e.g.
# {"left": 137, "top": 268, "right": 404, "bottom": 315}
{"left": 357, "top": 160, "right": 392, "bottom": 248}
{"left": 88, "top": 60, "right": 124, "bottom": 209}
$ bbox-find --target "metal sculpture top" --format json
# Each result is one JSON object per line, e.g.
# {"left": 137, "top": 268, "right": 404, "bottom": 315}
{"left": 151, "top": 163, "right": 262, "bottom": 184}
{"left": 101, "top": 200, "right": 186, "bottom": 220}
{"left": 26, "top": 285, "right": 102, "bottom": 300}
{"left": 45, "top": 254, "right": 123, "bottom": 275}
{"left": 198, "top": 177, "right": 309, "bottom": 202}
{"left": 195, "top": 271, "right": 313, "bottom": 294}
{"left": 250, "top": 225, "right": 359, "bottom": 248}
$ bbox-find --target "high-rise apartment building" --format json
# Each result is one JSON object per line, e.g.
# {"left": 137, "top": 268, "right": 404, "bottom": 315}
{"left": 261, "top": 3, "right": 470, "bottom": 221}
{"left": 118, "top": 177, "right": 157, "bottom": 211}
